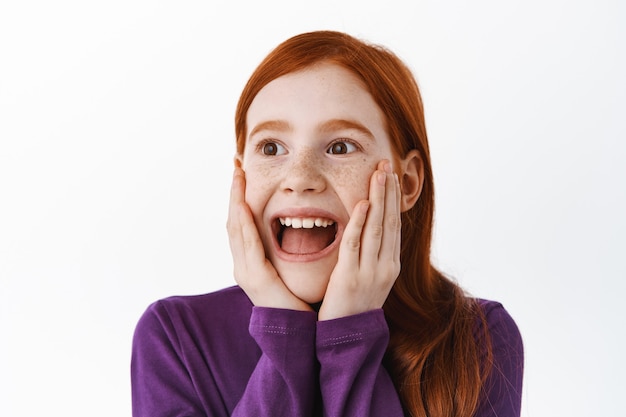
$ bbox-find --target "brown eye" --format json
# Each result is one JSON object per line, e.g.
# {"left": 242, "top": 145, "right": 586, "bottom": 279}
{"left": 327, "top": 141, "right": 357, "bottom": 155}
{"left": 261, "top": 142, "right": 285, "bottom": 155}
{"left": 262, "top": 142, "right": 277, "bottom": 155}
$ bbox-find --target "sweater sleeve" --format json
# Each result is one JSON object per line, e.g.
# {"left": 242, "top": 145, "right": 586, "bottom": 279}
{"left": 131, "top": 300, "right": 318, "bottom": 417}
{"left": 474, "top": 302, "right": 524, "bottom": 417}
{"left": 231, "top": 306, "right": 318, "bottom": 417}
{"left": 316, "top": 309, "right": 404, "bottom": 417}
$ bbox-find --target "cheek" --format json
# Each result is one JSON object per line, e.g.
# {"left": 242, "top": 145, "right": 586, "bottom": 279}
{"left": 243, "top": 164, "right": 278, "bottom": 210}
{"left": 330, "top": 161, "right": 374, "bottom": 209}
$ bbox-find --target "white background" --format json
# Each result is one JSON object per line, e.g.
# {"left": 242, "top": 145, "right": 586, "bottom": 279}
{"left": 1, "top": 1, "right": 624, "bottom": 416}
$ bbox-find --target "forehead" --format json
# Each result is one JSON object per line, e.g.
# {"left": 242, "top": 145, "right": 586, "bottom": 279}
{"left": 246, "top": 63, "right": 388, "bottom": 139}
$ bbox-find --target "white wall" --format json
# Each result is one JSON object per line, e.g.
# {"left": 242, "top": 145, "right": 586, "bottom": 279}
{"left": 1, "top": 1, "right": 624, "bottom": 416}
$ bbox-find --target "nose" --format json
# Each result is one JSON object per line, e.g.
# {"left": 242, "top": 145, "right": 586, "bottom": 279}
{"left": 280, "top": 149, "right": 326, "bottom": 194}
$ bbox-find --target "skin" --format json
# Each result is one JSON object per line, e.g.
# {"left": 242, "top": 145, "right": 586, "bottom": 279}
{"left": 227, "top": 63, "right": 421, "bottom": 320}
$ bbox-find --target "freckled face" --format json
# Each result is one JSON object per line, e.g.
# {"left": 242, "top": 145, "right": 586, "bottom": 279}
{"left": 240, "top": 63, "right": 397, "bottom": 303}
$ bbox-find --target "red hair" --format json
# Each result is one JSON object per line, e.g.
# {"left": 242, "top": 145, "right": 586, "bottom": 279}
{"left": 235, "top": 30, "right": 491, "bottom": 417}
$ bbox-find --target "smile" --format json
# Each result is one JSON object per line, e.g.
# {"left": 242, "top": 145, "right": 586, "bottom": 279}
{"left": 279, "top": 217, "right": 335, "bottom": 228}
{"left": 273, "top": 214, "right": 339, "bottom": 258}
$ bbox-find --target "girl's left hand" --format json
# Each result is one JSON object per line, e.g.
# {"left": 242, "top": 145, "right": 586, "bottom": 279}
{"left": 318, "top": 160, "right": 401, "bottom": 320}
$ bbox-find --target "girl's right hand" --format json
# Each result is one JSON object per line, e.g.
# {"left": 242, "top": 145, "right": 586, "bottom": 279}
{"left": 227, "top": 166, "right": 311, "bottom": 311}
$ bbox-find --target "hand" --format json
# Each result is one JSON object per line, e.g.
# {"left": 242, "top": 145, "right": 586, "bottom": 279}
{"left": 318, "top": 160, "right": 401, "bottom": 320}
{"left": 227, "top": 166, "right": 311, "bottom": 311}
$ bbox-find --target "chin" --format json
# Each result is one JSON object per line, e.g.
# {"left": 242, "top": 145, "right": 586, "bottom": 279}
{"left": 274, "top": 261, "right": 333, "bottom": 304}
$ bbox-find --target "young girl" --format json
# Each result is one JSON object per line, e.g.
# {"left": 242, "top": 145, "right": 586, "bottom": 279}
{"left": 131, "top": 30, "right": 524, "bottom": 417}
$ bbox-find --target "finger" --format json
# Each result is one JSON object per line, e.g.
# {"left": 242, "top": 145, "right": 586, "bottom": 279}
{"left": 379, "top": 169, "right": 402, "bottom": 265}
{"left": 237, "top": 203, "right": 267, "bottom": 266}
{"left": 227, "top": 168, "right": 246, "bottom": 245}
{"left": 227, "top": 168, "right": 246, "bottom": 241}
{"left": 337, "top": 200, "right": 370, "bottom": 266}
{"left": 227, "top": 169, "right": 250, "bottom": 275}
{"left": 227, "top": 169, "right": 265, "bottom": 271}
{"left": 229, "top": 167, "right": 246, "bottom": 206}
{"left": 393, "top": 173, "right": 402, "bottom": 260}
{"left": 360, "top": 162, "right": 388, "bottom": 261}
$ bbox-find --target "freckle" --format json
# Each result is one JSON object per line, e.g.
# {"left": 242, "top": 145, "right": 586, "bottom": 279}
{"left": 332, "top": 163, "right": 367, "bottom": 193}
{"left": 257, "top": 164, "right": 272, "bottom": 178}
{"left": 293, "top": 150, "right": 326, "bottom": 182}
{"left": 301, "top": 153, "right": 316, "bottom": 171}
{"left": 249, "top": 162, "right": 277, "bottom": 181}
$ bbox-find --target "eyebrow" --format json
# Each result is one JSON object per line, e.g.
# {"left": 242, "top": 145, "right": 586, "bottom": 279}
{"left": 248, "top": 120, "right": 292, "bottom": 138}
{"left": 249, "top": 118, "right": 375, "bottom": 141}
{"left": 318, "top": 119, "right": 375, "bottom": 141}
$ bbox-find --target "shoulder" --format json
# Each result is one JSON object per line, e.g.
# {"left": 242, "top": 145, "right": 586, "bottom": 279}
{"left": 133, "top": 286, "right": 253, "bottom": 344}
{"left": 474, "top": 299, "right": 525, "bottom": 415}
{"left": 476, "top": 299, "right": 524, "bottom": 354}
{"left": 143, "top": 285, "right": 251, "bottom": 319}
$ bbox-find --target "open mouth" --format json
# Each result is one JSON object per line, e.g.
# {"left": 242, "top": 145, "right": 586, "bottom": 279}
{"left": 275, "top": 216, "right": 338, "bottom": 255}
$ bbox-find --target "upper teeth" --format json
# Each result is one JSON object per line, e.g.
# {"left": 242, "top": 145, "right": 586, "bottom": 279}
{"left": 279, "top": 217, "right": 334, "bottom": 229}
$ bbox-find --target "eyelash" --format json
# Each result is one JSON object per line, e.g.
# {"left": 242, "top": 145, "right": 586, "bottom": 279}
{"left": 327, "top": 139, "right": 360, "bottom": 155}
{"left": 255, "top": 138, "right": 362, "bottom": 156}
{"left": 256, "top": 139, "right": 286, "bottom": 156}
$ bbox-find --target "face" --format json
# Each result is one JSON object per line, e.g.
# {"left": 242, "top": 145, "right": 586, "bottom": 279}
{"left": 239, "top": 63, "right": 398, "bottom": 303}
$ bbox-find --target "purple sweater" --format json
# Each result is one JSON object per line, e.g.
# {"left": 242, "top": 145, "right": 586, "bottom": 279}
{"left": 131, "top": 286, "right": 523, "bottom": 416}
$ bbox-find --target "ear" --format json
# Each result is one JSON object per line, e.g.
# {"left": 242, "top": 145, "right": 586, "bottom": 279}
{"left": 398, "top": 149, "right": 424, "bottom": 212}
{"left": 234, "top": 154, "right": 243, "bottom": 169}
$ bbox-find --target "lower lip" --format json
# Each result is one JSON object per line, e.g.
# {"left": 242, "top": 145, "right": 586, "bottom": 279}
{"left": 272, "top": 228, "right": 343, "bottom": 262}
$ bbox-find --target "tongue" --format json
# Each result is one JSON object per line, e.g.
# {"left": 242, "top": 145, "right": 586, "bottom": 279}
{"left": 281, "top": 227, "right": 335, "bottom": 254}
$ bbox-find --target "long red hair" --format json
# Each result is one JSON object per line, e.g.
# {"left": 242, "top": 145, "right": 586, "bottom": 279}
{"left": 235, "top": 30, "right": 491, "bottom": 417}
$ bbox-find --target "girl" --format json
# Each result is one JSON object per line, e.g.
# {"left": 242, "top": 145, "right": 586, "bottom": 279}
{"left": 131, "top": 30, "right": 524, "bottom": 417}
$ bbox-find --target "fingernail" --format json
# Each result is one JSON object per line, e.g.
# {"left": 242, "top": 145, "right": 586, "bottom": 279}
{"left": 377, "top": 171, "right": 386, "bottom": 185}
{"left": 383, "top": 161, "right": 392, "bottom": 173}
